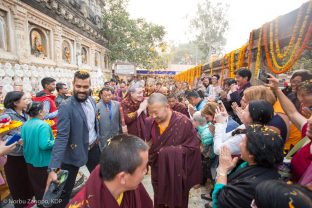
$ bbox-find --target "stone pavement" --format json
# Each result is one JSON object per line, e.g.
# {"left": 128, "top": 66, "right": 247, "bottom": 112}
{"left": 2, "top": 166, "right": 208, "bottom": 207}
{"left": 142, "top": 174, "right": 208, "bottom": 208}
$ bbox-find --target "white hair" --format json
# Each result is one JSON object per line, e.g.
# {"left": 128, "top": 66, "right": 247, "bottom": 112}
{"left": 192, "top": 111, "right": 207, "bottom": 126}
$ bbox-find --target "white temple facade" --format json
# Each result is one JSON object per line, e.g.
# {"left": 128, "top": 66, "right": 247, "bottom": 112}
{"left": 0, "top": 0, "right": 109, "bottom": 94}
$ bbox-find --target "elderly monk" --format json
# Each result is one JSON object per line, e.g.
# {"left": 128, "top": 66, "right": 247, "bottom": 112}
{"left": 67, "top": 134, "right": 153, "bottom": 208}
{"left": 121, "top": 82, "right": 148, "bottom": 139}
{"left": 167, "top": 93, "right": 190, "bottom": 118}
{"left": 146, "top": 93, "right": 202, "bottom": 208}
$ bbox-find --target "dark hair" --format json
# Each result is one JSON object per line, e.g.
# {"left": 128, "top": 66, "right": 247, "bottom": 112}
{"left": 56, "top": 82, "right": 66, "bottom": 92}
{"left": 234, "top": 68, "right": 252, "bottom": 81}
{"left": 255, "top": 180, "right": 312, "bottom": 208}
{"left": 26, "top": 102, "right": 44, "bottom": 117}
{"left": 197, "top": 90, "right": 205, "bottom": 99}
{"left": 41, "top": 77, "right": 56, "bottom": 89}
{"left": 185, "top": 90, "right": 200, "bottom": 99}
{"left": 104, "top": 81, "right": 110, "bottom": 86}
{"left": 212, "top": 74, "right": 220, "bottom": 80}
{"left": 201, "top": 76, "right": 209, "bottom": 81}
{"left": 110, "top": 78, "right": 117, "bottom": 84}
{"left": 156, "top": 82, "right": 162, "bottom": 86}
{"left": 99, "top": 87, "right": 114, "bottom": 96}
{"left": 224, "top": 78, "right": 236, "bottom": 86}
{"left": 290, "top": 69, "right": 312, "bottom": 81}
{"left": 100, "top": 134, "right": 148, "bottom": 181}
{"left": 248, "top": 100, "right": 274, "bottom": 124}
{"left": 4, "top": 91, "right": 25, "bottom": 110}
{"left": 246, "top": 124, "right": 284, "bottom": 168}
{"left": 73, "top": 70, "right": 90, "bottom": 83}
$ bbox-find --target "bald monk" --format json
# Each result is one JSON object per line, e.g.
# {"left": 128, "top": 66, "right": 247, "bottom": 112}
{"left": 167, "top": 93, "right": 190, "bottom": 118}
{"left": 147, "top": 93, "right": 202, "bottom": 208}
{"left": 67, "top": 134, "right": 153, "bottom": 208}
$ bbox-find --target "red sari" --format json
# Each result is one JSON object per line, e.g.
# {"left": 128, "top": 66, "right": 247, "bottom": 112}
{"left": 147, "top": 111, "right": 202, "bottom": 208}
{"left": 67, "top": 166, "right": 153, "bottom": 208}
{"left": 291, "top": 123, "right": 312, "bottom": 182}
{"left": 121, "top": 95, "right": 147, "bottom": 139}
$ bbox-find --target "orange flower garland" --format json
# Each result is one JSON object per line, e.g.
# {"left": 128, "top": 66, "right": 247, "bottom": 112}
{"left": 236, "top": 44, "right": 248, "bottom": 69}
{"left": 274, "top": 6, "right": 303, "bottom": 60}
{"left": 230, "top": 50, "right": 235, "bottom": 78}
{"left": 264, "top": 1, "right": 312, "bottom": 74}
{"left": 269, "top": 2, "right": 311, "bottom": 70}
{"left": 174, "top": 65, "right": 202, "bottom": 85}
{"left": 254, "top": 26, "right": 263, "bottom": 79}
{"left": 264, "top": 20, "right": 312, "bottom": 74}
{"left": 248, "top": 30, "right": 254, "bottom": 68}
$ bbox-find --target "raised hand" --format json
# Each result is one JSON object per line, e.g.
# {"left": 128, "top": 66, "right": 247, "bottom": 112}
{"left": 265, "top": 74, "right": 280, "bottom": 92}
{"left": 218, "top": 145, "right": 238, "bottom": 173}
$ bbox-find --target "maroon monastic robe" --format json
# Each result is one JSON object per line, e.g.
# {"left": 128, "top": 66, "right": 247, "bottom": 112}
{"left": 172, "top": 102, "right": 190, "bottom": 118}
{"left": 147, "top": 111, "right": 202, "bottom": 208}
{"left": 121, "top": 95, "right": 147, "bottom": 139}
{"left": 67, "top": 165, "right": 153, "bottom": 208}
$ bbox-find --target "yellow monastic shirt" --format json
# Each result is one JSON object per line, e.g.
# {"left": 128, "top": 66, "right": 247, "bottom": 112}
{"left": 117, "top": 192, "right": 124, "bottom": 206}
{"left": 273, "top": 100, "right": 302, "bottom": 151}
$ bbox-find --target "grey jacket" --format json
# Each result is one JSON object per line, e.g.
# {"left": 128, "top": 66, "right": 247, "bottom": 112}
{"left": 49, "top": 96, "right": 99, "bottom": 169}
{"left": 1, "top": 109, "right": 28, "bottom": 156}
{"left": 96, "top": 100, "right": 122, "bottom": 149}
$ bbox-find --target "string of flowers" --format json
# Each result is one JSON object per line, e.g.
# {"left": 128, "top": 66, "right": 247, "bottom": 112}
{"left": 230, "top": 50, "right": 235, "bottom": 78}
{"left": 274, "top": 5, "right": 304, "bottom": 59}
{"left": 268, "top": 2, "right": 311, "bottom": 71}
{"left": 247, "top": 30, "right": 254, "bottom": 69}
{"left": 236, "top": 44, "right": 248, "bottom": 69}
{"left": 264, "top": 20, "right": 312, "bottom": 74}
{"left": 254, "top": 26, "right": 263, "bottom": 79}
{"left": 173, "top": 65, "right": 203, "bottom": 85}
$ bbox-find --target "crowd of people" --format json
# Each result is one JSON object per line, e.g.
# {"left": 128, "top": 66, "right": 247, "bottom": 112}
{"left": 0, "top": 67, "right": 311, "bottom": 208}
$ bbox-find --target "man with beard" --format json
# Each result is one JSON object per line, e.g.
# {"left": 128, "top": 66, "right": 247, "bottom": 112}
{"left": 46, "top": 70, "right": 101, "bottom": 207}
{"left": 147, "top": 93, "right": 202, "bottom": 208}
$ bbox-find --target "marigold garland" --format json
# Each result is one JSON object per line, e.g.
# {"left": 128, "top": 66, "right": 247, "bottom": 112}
{"left": 230, "top": 50, "right": 235, "bottom": 78}
{"left": 274, "top": 5, "right": 304, "bottom": 59}
{"left": 264, "top": 21, "right": 312, "bottom": 74}
{"left": 264, "top": 1, "right": 312, "bottom": 74}
{"left": 247, "top": 30, "right": 254, "bottom": 68}
{"left": 254, "top": 26, "right": 263, "bottom": 79}
{"left": 173, "top": 65, "right": 202, "bottom": 85}
{"left": 269, "top": 2, "right": 311, "bottom": 70}
{"left": 236, "top": 44, "right": 248, "bottom": 69}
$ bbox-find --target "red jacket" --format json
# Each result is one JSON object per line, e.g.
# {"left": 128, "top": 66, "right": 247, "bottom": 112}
{"left": 32, "top": 90, "right": 57, "bottom": 130}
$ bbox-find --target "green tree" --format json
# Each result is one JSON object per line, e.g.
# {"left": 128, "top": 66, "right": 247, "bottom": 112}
{"left": 190, "top": 0, "right": 229, "bottom": 62}
{"left": 169, "top": 42, "right": 205, "bottom": 65}
{"left": 102, "top": 0, "right": 167, "bottom": 69}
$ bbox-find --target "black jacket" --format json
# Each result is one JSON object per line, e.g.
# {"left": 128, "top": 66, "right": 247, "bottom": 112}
{"left": 216, "top": 165, "right": 280, "bottom": 208}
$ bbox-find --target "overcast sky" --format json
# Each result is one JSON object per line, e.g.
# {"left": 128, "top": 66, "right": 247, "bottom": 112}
{"left": 128, "top": 0, "right": 309, "bottom": 53}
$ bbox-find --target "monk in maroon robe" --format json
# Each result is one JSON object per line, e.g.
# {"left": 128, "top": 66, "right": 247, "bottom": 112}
{"left": 147, "top": 93, "right": 202, "bottom": 208}
{"left": 167, "top": 94, "right": 190, "bottom": 118}
{"left": 67, "top": 134, "right": 153, "bottom": 208}
{"left": 121, "top": 82, "right": 147, "bottom": 139}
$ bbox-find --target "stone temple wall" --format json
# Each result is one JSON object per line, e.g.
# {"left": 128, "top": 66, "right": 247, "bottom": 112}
{"left": 0, "top": 0, "right": 110, "bottom": 96}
